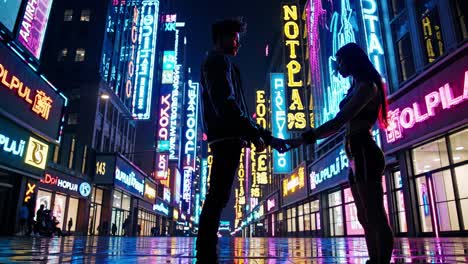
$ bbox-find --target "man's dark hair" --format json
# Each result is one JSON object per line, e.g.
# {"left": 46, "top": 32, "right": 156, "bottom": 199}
{"left": 212, "top": 17, "right": 247, "bottom": 43}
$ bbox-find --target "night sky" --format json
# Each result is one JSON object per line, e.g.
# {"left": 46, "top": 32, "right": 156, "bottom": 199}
{"left": 171, "top": 0, "right": 282, "bottom": 225}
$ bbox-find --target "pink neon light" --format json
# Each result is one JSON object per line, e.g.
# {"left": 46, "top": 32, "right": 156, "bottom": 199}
{"left": 400, "top": 107, "right": 416, "bottom": 129}
{"left": 271, "top": 214, "right": 275, "bottom": 237}
{"left": 428, "top": 177, "right": 439, "bottom": 237}
{"left": 425, "top": 91, "right": 440, "bottom": 116}
{"left": 413, "top": 103, "right": 429, "bottom": 123}
{"left": 385, "top": 70, "right": 468, "bottom": 144}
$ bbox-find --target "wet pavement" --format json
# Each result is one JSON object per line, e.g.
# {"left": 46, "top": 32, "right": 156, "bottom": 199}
{"left": 0, "top": 236, "right": 467, "bottom": 263}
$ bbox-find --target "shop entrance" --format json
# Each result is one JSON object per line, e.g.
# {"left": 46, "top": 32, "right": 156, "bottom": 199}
{"left": 415, "top": 171, "right": 461, "bottom": 235}
{"left": 111, "top": 208, "right": 130, "bottom": 236}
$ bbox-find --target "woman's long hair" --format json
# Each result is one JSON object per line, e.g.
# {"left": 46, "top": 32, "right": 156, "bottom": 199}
{"left": 336, "top": 43, "right": 388, "bottom": 128}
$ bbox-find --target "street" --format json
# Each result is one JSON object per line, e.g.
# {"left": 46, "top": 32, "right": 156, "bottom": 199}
{"left": 1, "top": 236, "right": 467, "bottom": 263}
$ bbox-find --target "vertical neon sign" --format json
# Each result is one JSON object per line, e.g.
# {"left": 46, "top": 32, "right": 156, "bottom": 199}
{"left": 132, "top": 0, "right": 159, "bottom": 119}
{"left": 282, "top": 4, "right": 308, "bottom": 131}
{"left": 270, "top": 73, "right": 291, "bottom": 174}
{"left": 181, "top": 80, "right": 199, "bottom": 215}
{"left": 360, "top": 0, "right": 387, "bottom": 80}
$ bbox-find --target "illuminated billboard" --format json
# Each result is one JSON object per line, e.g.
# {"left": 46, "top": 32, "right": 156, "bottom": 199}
{"left": 383, "top": 60, "right": 468, "bottom": 153}
{"left": 282, "top": 163, "right": 308, "bottom": 207}
{"left": 17, "top": 0, "right": 54, "bottom": 59}
{"left": 254, "top": 90, "right": 270, "bottom": 185}
{"left": 162, "top": 51, "right": 176, "bottom": 84}
{"left": 181, "top": 80, "right": 199, "bottom": 215}
{"left": 308, "top": 143, "right": 349, "bottom": 195}
{"left": 155, "top": 80, "right": 171, "bottom": 181}
{"left": 0, "top": 42, "right": 66, "bottom": 141}
{"left": 309, "top": 0, "right": 357, "bottom": 128}
{"left": 281, "top": 4, "right": 308, "bottom": 131}
{"left": 0, "top": 115, "right": 50, "bottom": 176}
{"left": 0, "top": 0, "right": 23, "bottom": 33}
{"left": 132, "top": 0, "right": 160, "bottom": 120}
{"left": 270, "top": 73, "right": 291, "bottom": 174}
{"left": 144, "top": 179, "right": 156, "bottom": 204}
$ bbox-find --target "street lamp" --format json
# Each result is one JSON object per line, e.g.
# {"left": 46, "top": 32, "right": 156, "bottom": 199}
{"left": 101, "top": 93, "right": 110, "bottom": 100}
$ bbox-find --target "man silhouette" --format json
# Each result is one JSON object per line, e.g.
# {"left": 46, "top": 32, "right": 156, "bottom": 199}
{"left": 196, "top": 17, "right": 287, "bottom": 263}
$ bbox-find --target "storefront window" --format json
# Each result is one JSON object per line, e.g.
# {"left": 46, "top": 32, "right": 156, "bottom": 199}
{"left": 89, "top": 188, "right": 103, "bottom": 235}
{"left": 455, "top": 164, "right": 468, "bottom": 230}
{"left": 328, "top": 190, "right": 344, "bottom": 236}
{"left": 53, "top": 194, "right": 67, "bottom": 230}
{"left": 304, "top": 202, "right": 310, "bottom": 232}
{"left": 298, "top": 205, "right": 304, "bottom": 232}
{"left": 35, "top": 190, "right": 52, "bottom": 220}
{"left": 344, "top": 188, "right": 364, "bottom": 235}
{"left": 113, "top": 191, "right": 122, "bottom": 208}
{"left": 67, "top": 197, "right": 79, "bottom": 232}
{"left": 122, "top": 194, "right": 131, "bottom": 211}
{"left": 310, "top": 200, "right": 320, "bottom": 231}
{"left": 450, "top": 129, "right": 468, "bottom": 164}
{"left": 451, "top": 0, "right": 468, "bottom": 41}
{"left": 416, "top": 0, "right": 445, "bottom": 63}
{"left": 416, "top": 176, "right": 433, "bottom": 232}
{"left": 432, "top": 170, "right": 459, "bottom": 231}
{"left": 412, "top": 138, "right": 449, "bottom": 175}
{"left": 392, "top": 171, "right": 408, "bottom": 232}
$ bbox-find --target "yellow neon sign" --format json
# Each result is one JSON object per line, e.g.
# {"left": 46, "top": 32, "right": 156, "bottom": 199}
{"left": 24, "top": 137, "right": 49, "bottom": 169}
{"left": 282, "top": 4, "right": 307, "bottom": 131}
{"left": 282, "top": 165, "right": 305, "bottom": 197}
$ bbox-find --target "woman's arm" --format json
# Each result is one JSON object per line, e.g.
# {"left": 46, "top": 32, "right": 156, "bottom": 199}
{"left": 302, "top": 82, "right": 379, "bottom": 143}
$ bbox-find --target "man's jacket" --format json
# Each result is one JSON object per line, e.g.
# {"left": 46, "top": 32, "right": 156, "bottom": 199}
{"left": 200, "top": 50, "right": 271, "bottom": 144}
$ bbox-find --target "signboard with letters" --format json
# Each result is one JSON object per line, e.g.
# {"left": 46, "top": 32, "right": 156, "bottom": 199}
{"left": 0, "top": 42, "right": 66, "bottom": 141}
{"left": 0, "top": 115, "right": 49, "bottom": 176}
{"left": 38, "top": 169, "right": 92, "bottom": 198}
{"left": 281, "top": 163, "right": 308, "bottom": 207}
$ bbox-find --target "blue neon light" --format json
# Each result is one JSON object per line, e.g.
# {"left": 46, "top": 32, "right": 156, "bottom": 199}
{"left": 360, "top": 0, "right": 388, "bottom": 81}
{"left": 181, "top": 80, "right": 199, "bottom": 216}
{"left": 318, "top": 0, "right": 356, "bottom": 127}
{"left": 270, "top": 73, "right": 291, "bottom": 174}
{"left": 132, "top": 0, "right": 159, "bottom": 120}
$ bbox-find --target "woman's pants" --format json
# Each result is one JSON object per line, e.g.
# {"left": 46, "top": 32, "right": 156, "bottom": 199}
{"left": 347, "top": 132, "right": 394, "bottom": 263}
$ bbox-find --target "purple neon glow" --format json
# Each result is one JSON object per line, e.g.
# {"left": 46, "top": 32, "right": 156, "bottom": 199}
{"left": 18, "top": 0, "right": 54, "bottom": 59}
{"left": 307, "top": 0, "right": 328, "bottom": 91}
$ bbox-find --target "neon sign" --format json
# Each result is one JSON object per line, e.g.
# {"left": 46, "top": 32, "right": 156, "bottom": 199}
{"left": 420, "top": 7, "right": 444, "bottom": 63}
{"left": 0, "top": 132, "right": 26, "bottom": 158}
{"left": 267, "top": 198, "right": 276, "bottom": 212}
{"left": 181, "top": 81, "right": 199, "bottom": 215}
{"left": 155, "top": 153, "right": 169, "bottom": 180}
{"left": 40, "top": 173, "right": 91, "bottom": 197}
{"left": 238, "top": 148, "right": 246, "bottom": 205}
{"left": 115, "top": 166, "right": 144, "bottom": 196}
{"left": 282, "top": 163, "right": 308, "bottom": 206}
{"left": 126, "top": 6, "right": 139, "bottom": 99}
{"left": 18, "top": 0, "right": 54, "bottom": 59}
{"left": 200, "top": 159, "right": 208, "bottom": 201}
{"left": 282, "top": 4, "right": 307, "bottom": 131}
{"left": 255, "top": 91, "right": 268, "bottom": 185}
{"left": 153, "top": 201, "right": 169, "bottom": 216}
{"left": 162, "top": 51, "right": 176, "bottom": 84}
{"left": 317, "top": 0, "right": 356, "bottom": 127}
{"left": 270, "top": 73, "right": 291, "bottom": 174}
{"left": 144, "top": 182, "right": 156, "bottom": 201}
{"left": 0, "top": 64, "right": 54, "bottom": 120}
{"left": 24, "top": 137, "right": 49, "bottom": 170}
{"left": 169, "top": 64, "right": 182, "bottom": 160}
{"left": 132, "top": 0, "right": 159, "bottom": 119}
{"left": 386, "top": 70, "right": 468, "bottom": 144}
{"left": 24, "top": 182, "right": 36, "bottom": 202}
{"left": 309, "top": 145, "right": 349, "bottom": 194}
{"left": 360, "top": 0, "right": 387, "bottom": 79}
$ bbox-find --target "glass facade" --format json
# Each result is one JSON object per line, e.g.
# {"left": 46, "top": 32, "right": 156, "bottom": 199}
{"left": 411, "top": 128, "right": 468, "bottom": 234}
{"left": 328, "top": 190, "right": 344, "bottom": 236}
{"left": 111, "top": 189, "right": 131, "bottom": 236}
{"left": 89, "top": 188, "right": 103, "bottom": 235}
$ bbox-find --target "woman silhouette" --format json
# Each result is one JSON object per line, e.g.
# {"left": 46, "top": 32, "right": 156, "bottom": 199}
{"left": 291, "top": 43, "right": 393, "bottom": 264}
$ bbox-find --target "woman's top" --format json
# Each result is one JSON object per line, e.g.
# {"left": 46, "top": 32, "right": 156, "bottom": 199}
{"left": 303, "top": 81, "right": 381, "bottom": 143}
